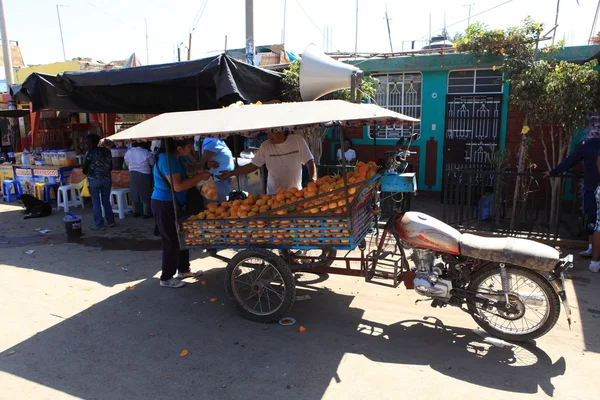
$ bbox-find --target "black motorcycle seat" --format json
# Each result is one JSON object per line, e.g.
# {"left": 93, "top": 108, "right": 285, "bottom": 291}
{"left": 460, "top": 233, "right": 560, "bottom": 272}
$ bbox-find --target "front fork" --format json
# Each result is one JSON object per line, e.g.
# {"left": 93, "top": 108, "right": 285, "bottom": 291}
{"left": 554, "top": 255, "right": 573, "bottom": 328}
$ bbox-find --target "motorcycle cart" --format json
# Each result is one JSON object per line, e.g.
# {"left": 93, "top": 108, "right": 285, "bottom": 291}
{"left": 109, "top": 100, "right": 573, "bottom": 342}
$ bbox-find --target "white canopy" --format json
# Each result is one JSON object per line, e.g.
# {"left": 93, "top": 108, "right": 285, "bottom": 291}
{"left": 108, "top": 100, "right": 419, "bottom": 141}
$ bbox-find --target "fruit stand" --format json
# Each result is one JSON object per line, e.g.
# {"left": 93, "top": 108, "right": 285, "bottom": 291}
{"left": 108, "top": 100, "right": 419, "bottom": 322}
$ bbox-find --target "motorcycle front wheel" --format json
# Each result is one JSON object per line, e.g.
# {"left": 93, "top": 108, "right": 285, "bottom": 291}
{"left": 466, "top": 265, "right": 560, "bottom": 342}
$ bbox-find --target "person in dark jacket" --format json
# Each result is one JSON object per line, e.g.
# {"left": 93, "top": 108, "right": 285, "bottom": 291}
{"left": 544, "top": 131, "right": 600, "bottom": 257}
{"left": 84, "top": 134, "right": 115, "bottom": 231}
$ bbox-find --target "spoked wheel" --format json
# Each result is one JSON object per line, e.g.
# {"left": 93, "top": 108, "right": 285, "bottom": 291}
{"left": 467, "top": 265, "right": 560, "bottom": 342}
{"left": 280, "top": 248, "right": 337, "bottom": 271}
{"left": 224, "top": 249, "right": 296, "bottom": 323}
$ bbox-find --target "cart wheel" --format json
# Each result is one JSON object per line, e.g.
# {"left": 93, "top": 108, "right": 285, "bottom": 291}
{"left": 280, "top": 248, "right": 338, "bottom": 271}
{"left": 224, "top": 249, "right": 296, "bottom": 323}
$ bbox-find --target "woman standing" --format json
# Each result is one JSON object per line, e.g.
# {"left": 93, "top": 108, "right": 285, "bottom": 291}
{"left": 125, "top": 142, "right": 155, "bottom": 218}
{"left": 84, "top": 134, "right": 115, "bottom": 231}
{"left": 152, "top": 138, "right": 211, "bottom": 288}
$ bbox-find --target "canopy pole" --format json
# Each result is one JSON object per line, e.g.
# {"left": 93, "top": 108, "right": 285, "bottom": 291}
{"left": 164, "top": 139, "right": 185, "bottom": 250}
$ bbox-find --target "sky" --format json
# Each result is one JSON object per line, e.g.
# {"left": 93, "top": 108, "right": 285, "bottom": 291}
{"left": 4, "top": 0, "right": 600, "bottom": 66}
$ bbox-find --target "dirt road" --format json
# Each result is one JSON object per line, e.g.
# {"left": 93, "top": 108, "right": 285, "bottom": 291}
{"left": 0, "top": 202, "right": 598, "bottom": 399}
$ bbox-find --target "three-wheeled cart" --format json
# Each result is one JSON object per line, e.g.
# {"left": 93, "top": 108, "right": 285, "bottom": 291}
{"left": 109, "top": 100, "right": 419, "bottom": 322}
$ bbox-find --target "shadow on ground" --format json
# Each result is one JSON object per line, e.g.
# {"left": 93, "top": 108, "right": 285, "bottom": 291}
{"left": 0, "top": 266, "right": 566, "bottom": 399}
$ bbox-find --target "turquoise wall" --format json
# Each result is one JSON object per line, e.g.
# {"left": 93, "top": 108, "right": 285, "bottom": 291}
{"left": 418, "top": 70, "right": 448, "bottom": 191}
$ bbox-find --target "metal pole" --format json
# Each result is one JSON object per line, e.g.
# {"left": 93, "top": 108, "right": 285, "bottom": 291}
{"left": 429, "top": 13, "right": 431, "bottom": 43}
{"left": 177, "top": 45, "right": 181, "bottom": 62}
{"left": 0, "top": 0, "right": 13, "bottom": 85}
{"left": 145, "top": 17, "right": 149, "bottom": 64}
{"left": 56, "top": 5, "right": 66, "bottom": 61}
{"left": 385, "top": 4, "right": 393, "bottom": 53}
{"left": 464, "top": 3, "right": 475, "bottom": 28}
{"left": 282, "top": 0, "right": 287, "bottom": 44}
{"left": 245, "top": 0, "right": 255, "bottom": 65}
{"left": 188, "top": 32, "right": 192, "bottom": 60}
{"left": 354, "top": 0, "right": 359, "bottom": 57}
{"left": 553, "top": 0, "right": 560, "bottom": 44}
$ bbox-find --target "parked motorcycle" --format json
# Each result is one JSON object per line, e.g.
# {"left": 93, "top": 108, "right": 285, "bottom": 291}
{"left": 377, "top": 142, "right": 573, "bottom": 341}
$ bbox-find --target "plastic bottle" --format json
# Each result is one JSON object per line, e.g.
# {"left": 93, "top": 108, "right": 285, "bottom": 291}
{"left": 21, "top": 149, "right": 30, "bottom": 166}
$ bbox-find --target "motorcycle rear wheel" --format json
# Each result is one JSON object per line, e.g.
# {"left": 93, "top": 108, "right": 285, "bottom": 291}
{"left": 467, "top": 265, "right": 560, "bottom": 342}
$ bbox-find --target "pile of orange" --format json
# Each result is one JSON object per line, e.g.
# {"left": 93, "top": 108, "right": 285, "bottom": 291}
{"left": 183, "top": 161, "right": 379, "bottom": 246}
{"left": 190, "top": 161, "right": 378, "bottom": 221}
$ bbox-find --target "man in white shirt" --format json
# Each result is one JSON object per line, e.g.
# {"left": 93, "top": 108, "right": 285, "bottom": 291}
{"left": 218, "top": 131, "right": 317, "bottom": 194}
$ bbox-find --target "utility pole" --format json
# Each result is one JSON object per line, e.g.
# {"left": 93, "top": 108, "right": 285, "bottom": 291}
{"left": 464, "top": 3, "right": 475, "bottom": 28}
{"left": 384, "top": 3, "right": 393, "bottom": 53}
{"left": 187, "top": 32, "right": 192, "bottom": 60}
{"left": 429, "top": 13, "right": 432, "bottom": 43}
{"left": 224, "top": 35, "right": 228, "bottom": 53}
{"left": 282, "top": 0, "right": 287, "bottom": 44}
{"left": 354, "top": 0, "right": 359, "bottom": 57}
{"left": 0, "top": 0, "right": 13, "bottom": 87}
{"left": 245, "top": 0, "right": 254, "bottom": 65}
{"left": 144, "top": 17, "right": 149, "bottom": 65}
{"left": 56, "top": 5, "right": 67, "bottom": 61}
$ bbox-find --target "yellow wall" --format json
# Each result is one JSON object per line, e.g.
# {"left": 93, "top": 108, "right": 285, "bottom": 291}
{"left": 14, "top": 61, "right": 81, "bottom": 84}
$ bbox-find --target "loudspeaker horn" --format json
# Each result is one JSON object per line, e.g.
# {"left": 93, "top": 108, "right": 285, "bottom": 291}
{"left": 299, "top": 44, "right": 362, "bottom": 101}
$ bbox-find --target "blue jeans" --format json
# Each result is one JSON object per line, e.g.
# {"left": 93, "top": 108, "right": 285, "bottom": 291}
{"left": 215, "top": 180, "right": 231, "bottom": 202}
{"left": 89, "top": 178, "right": 114, "bottom": 227}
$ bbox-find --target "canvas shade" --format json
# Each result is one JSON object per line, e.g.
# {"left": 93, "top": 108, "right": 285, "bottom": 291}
{"left": 108, "top": 100, "right": 419, "bottom": 142}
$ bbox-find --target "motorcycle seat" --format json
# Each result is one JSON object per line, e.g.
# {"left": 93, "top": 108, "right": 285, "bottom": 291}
{"left": 460, "top": 233, "right": 560, "bottom": 272}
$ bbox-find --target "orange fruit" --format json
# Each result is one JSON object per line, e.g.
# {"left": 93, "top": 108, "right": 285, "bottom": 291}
{"left": 240, "top": 204, "right": 251, "bottom": 212}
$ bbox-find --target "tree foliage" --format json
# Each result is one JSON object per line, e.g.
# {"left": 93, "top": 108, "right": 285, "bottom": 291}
{"left": 455, "top": 17, "right": 600, "bottom": 226}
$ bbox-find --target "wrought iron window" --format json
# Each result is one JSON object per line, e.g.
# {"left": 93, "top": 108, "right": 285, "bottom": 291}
{"left": 448, "top": 69, "right": 503, "bottom": 94}
{"left": 370, "top": 73, "right": 422, "bottom": 139}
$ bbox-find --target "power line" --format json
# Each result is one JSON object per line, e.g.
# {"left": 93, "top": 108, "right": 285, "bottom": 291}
{"left": 412, "top": 0, "right": 514, "bottom": 41}
{"left": 145, "top": 0, "right": 187, "bottom": 17}
{"left": 84, "top": 0, "right": 171, "bottom": 45}
{"left": 295, "top": 0, "right": 340, "bottom": 52}
{"left": 188, "top": 0, "right": 210, "bottom": 34}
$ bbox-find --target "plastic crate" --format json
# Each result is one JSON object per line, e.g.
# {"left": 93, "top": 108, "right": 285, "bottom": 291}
{"left": 380, "top": 172, "right": 416, "bottom": 193}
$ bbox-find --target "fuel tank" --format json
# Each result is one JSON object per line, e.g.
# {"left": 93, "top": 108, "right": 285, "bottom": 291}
{"left": 396, "top": 212, "right": 461, "bottom": 255}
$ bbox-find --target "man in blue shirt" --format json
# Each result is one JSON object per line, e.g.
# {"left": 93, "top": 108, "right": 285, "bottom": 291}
{"left": 199, "top": 137, "right": 235, "bottom": 202}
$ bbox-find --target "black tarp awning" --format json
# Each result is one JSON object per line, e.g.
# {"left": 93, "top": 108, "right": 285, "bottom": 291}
{"left": 10, "top": 54, "right": 283, "bottom": 113}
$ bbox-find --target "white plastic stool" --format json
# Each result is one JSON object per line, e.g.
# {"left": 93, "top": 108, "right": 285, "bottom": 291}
{"left": 73, "top": 187, "right": 85, "bottom": 209}
{"left": 57, "top": 185, "right": 81, "bottom": 212}
{"left": 109, "top": 188, "right": 133, "bottom": 220}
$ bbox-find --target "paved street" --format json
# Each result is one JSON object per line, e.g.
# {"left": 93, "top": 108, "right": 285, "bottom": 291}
{"left": 1, "top": 202, "right": 599, "bottom": 400}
